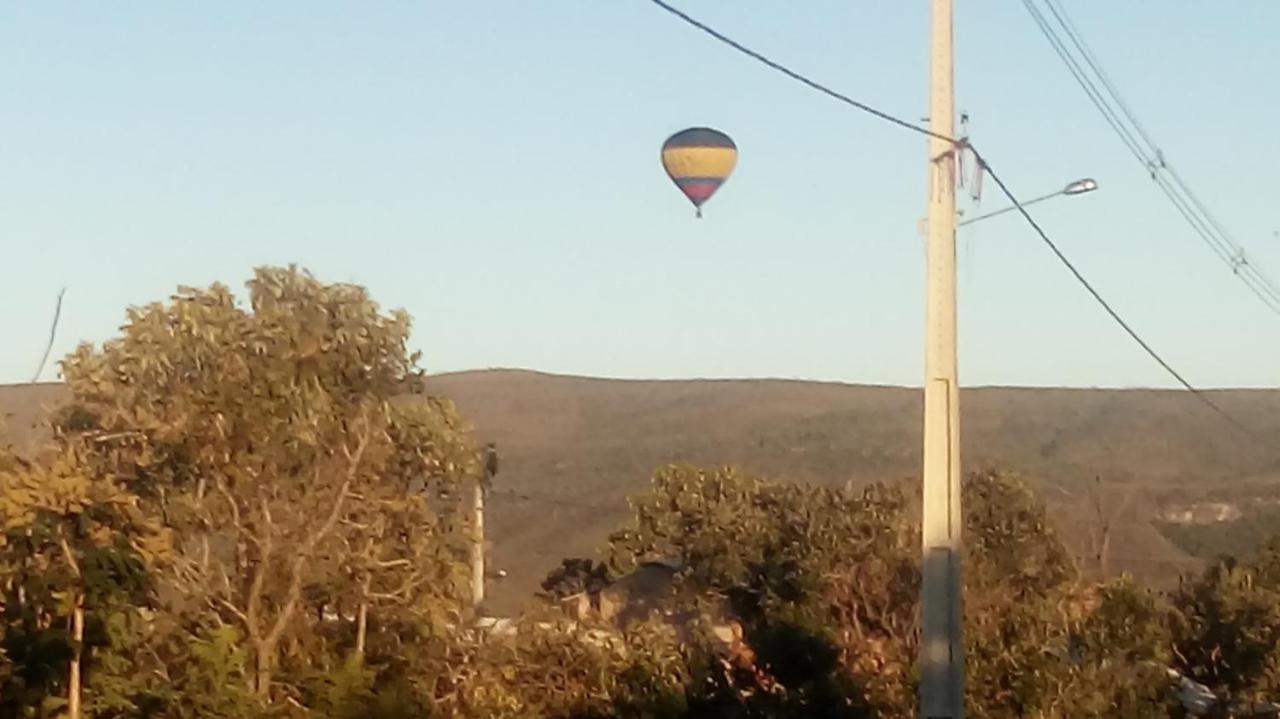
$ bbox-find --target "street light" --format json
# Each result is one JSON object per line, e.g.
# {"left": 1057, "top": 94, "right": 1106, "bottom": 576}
{"left": 957, "top": 177, "right": 1098, "bottom": 226}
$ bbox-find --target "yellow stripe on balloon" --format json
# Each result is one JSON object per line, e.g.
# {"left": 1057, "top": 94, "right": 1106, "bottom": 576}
{"left": 661, "top": 146, "right": 738, "bottom": 180}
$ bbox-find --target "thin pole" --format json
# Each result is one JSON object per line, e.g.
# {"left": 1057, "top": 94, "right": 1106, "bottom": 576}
{"left": 957, "top": 190, "right": 1060, "bottom": 226}
{"left": 471, "top": 475, "right": 485, "bottom": 607}
{"left": 68, "top": 601, "right": 83, "bottom": 719}
{"left": 473, "top": 444, "right": 498, "bottom": 608}
{"left": 920, "top": 0, "right": 964, "bottom": 716}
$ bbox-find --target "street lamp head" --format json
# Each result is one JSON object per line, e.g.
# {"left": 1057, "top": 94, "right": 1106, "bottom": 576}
{"left": 1063, "top": 178, "right": 1099, "bottom": 195}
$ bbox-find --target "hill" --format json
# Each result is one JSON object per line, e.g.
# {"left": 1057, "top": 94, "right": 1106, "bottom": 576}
{"left": 421, "top": 371, "right": 1280, "bottom": 612}
{"left": 5, "top": 371, "right": 1280, "bottom": 614}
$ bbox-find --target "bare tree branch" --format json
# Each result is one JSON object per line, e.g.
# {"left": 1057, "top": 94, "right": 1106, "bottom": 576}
{"left": 265, "top": 414, "right": 371, "bottom": 650}
{"left": 245, "top": 493, "right": 275, "bottom": 638}
{"left": 215, "top": 597, "right": 251, "bottom": 627}
{"left": 366, "top": 573, "right": 429, "bottom": 602}
{"left": 32, "top": 287, "right": 66, "bottom": 383}
{"left": 58, "top": 532, "right": 82, "bottom": 578}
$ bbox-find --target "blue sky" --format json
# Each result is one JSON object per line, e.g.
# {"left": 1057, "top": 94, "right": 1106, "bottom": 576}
{"left": 2, "top": 2, "right": 1277, "bottom": 388}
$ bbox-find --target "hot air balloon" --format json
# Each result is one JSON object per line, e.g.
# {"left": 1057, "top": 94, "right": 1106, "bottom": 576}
{"left": 661, "top": 127, "right": 737, "bottom": 218}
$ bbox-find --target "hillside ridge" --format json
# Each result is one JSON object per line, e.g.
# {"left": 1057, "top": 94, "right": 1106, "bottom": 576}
{"left": 5, "top": 371, "right": 1279, "bottom": 613}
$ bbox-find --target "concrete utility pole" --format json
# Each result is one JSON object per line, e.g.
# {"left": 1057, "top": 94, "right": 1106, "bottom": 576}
{"left": 472, "top": 443, "right": 499, "bottom": 608}
{"left": 470, "top": 475, "right": 486, "bottom": 607}
{"left": 920, "top": 0, "right": 964, "bottom": 716}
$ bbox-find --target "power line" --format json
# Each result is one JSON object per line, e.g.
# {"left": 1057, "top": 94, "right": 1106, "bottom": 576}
{"left": 647, "top": 0, "right": 953, "bottom": 144}
{"left": 1016, "top": 0, "right": 1280, "bottom": 319}
{"left": 970, "top": 149, "right": 1263, "bottom": 441}
{"left": 1150, "top": 172, "right": 1280, "bottom": 315}
{"left": 1022, "top": 0, "right": 1280, "bottom": 320}
{"left": 645, "top": 0, "right": 1263, "bottom": 443}
{"left": 1019, "top": 0, "right": 1150, "bottom": 167}
{"left": 1021, "top": 0, "right": 1253, "bottom": 284}
{"left": 1039, "top": 0, "right": 1159, "bottom": 152}
{"left": 1025, "top": 0, "right": 1280, "bottom": 317}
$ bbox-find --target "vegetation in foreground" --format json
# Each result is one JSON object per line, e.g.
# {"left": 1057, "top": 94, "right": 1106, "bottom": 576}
{"left": 2, "top": 266, "right": 1279, "bottom": 718}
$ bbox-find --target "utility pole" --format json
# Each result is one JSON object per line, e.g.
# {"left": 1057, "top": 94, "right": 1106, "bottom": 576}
{"left": 920, "top": 0, "right": 964, "bottom": 716}
{"left": 472, "top": 443, "right": 499, "bottom": 608}
{"left": 470, "top": 475, "right": 485, "bottom": 607}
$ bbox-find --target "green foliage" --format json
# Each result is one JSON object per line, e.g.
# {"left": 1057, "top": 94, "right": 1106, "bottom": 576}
{"left": 108, "top": 622, "right": 262, "bottom": 719}
{"left": 2, "top": 266, "right": 484, "bottom": 715}
{"left": 1171, "top": 551, "right": 1280, "bottom": 704}
{"left": 420, "top": 618, "right": 690, "bottom": 719}
{"left": 1066, "top": 580, "right": 1176, "bottom": 718}
{"left": 962, "top": 472, "right": 1081, "bottom": 718}
{"left": 541, "top": 558, "right": 614, "bottom": 601}
{"left": 605, "top": 465, "right": 1186, "bottom": 719}
{"left": 964, "top": 470, "right": 1077, "bottom": 595}
{"left": 606, "top": 466, "right": 900, "bottom": 716}
{"left": 298, "top": 658, "right": 379, "bottom": 718}
{"left": 0, "top": 441, "right": 169, "bottom": 717}
{"left": 51, "top": 266, "right": 479, "bottom": 707}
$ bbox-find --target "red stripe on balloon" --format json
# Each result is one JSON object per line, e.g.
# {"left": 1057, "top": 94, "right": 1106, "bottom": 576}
{"left": 679, "top": 179, "right": 722, "bottom": 201}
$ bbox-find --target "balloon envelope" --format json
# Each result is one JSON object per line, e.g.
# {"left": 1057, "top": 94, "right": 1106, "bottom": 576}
{"left": 661, "top": 127, "right": 736, "bottom": 215}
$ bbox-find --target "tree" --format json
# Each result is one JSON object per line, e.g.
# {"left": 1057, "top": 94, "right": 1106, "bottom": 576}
{"left": 608, "top": 465, "right": 906, "bottom": 717}
{"left": 1084, "top": 476, "right": 1135, "bottom": 577}
{"left": 53, "top": 265, "right": 479, "bottom": 710}
{"left": 439, "top": 617, "right": 691, "bottom": 719}
{"left": 1171, "top": 551, "right": 1280, "bottom": 709}
{"left": 0, "top": 442, "right": 169, "bottom": 718}
{"left": 961, "top": 471, "right": 1079, "bottom": 718}
{"left": 605, "top": 465, "right": 1179, "bottom": 719}
{"left": 1059, "top": 578, "right": 1175, "bottom": 718}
